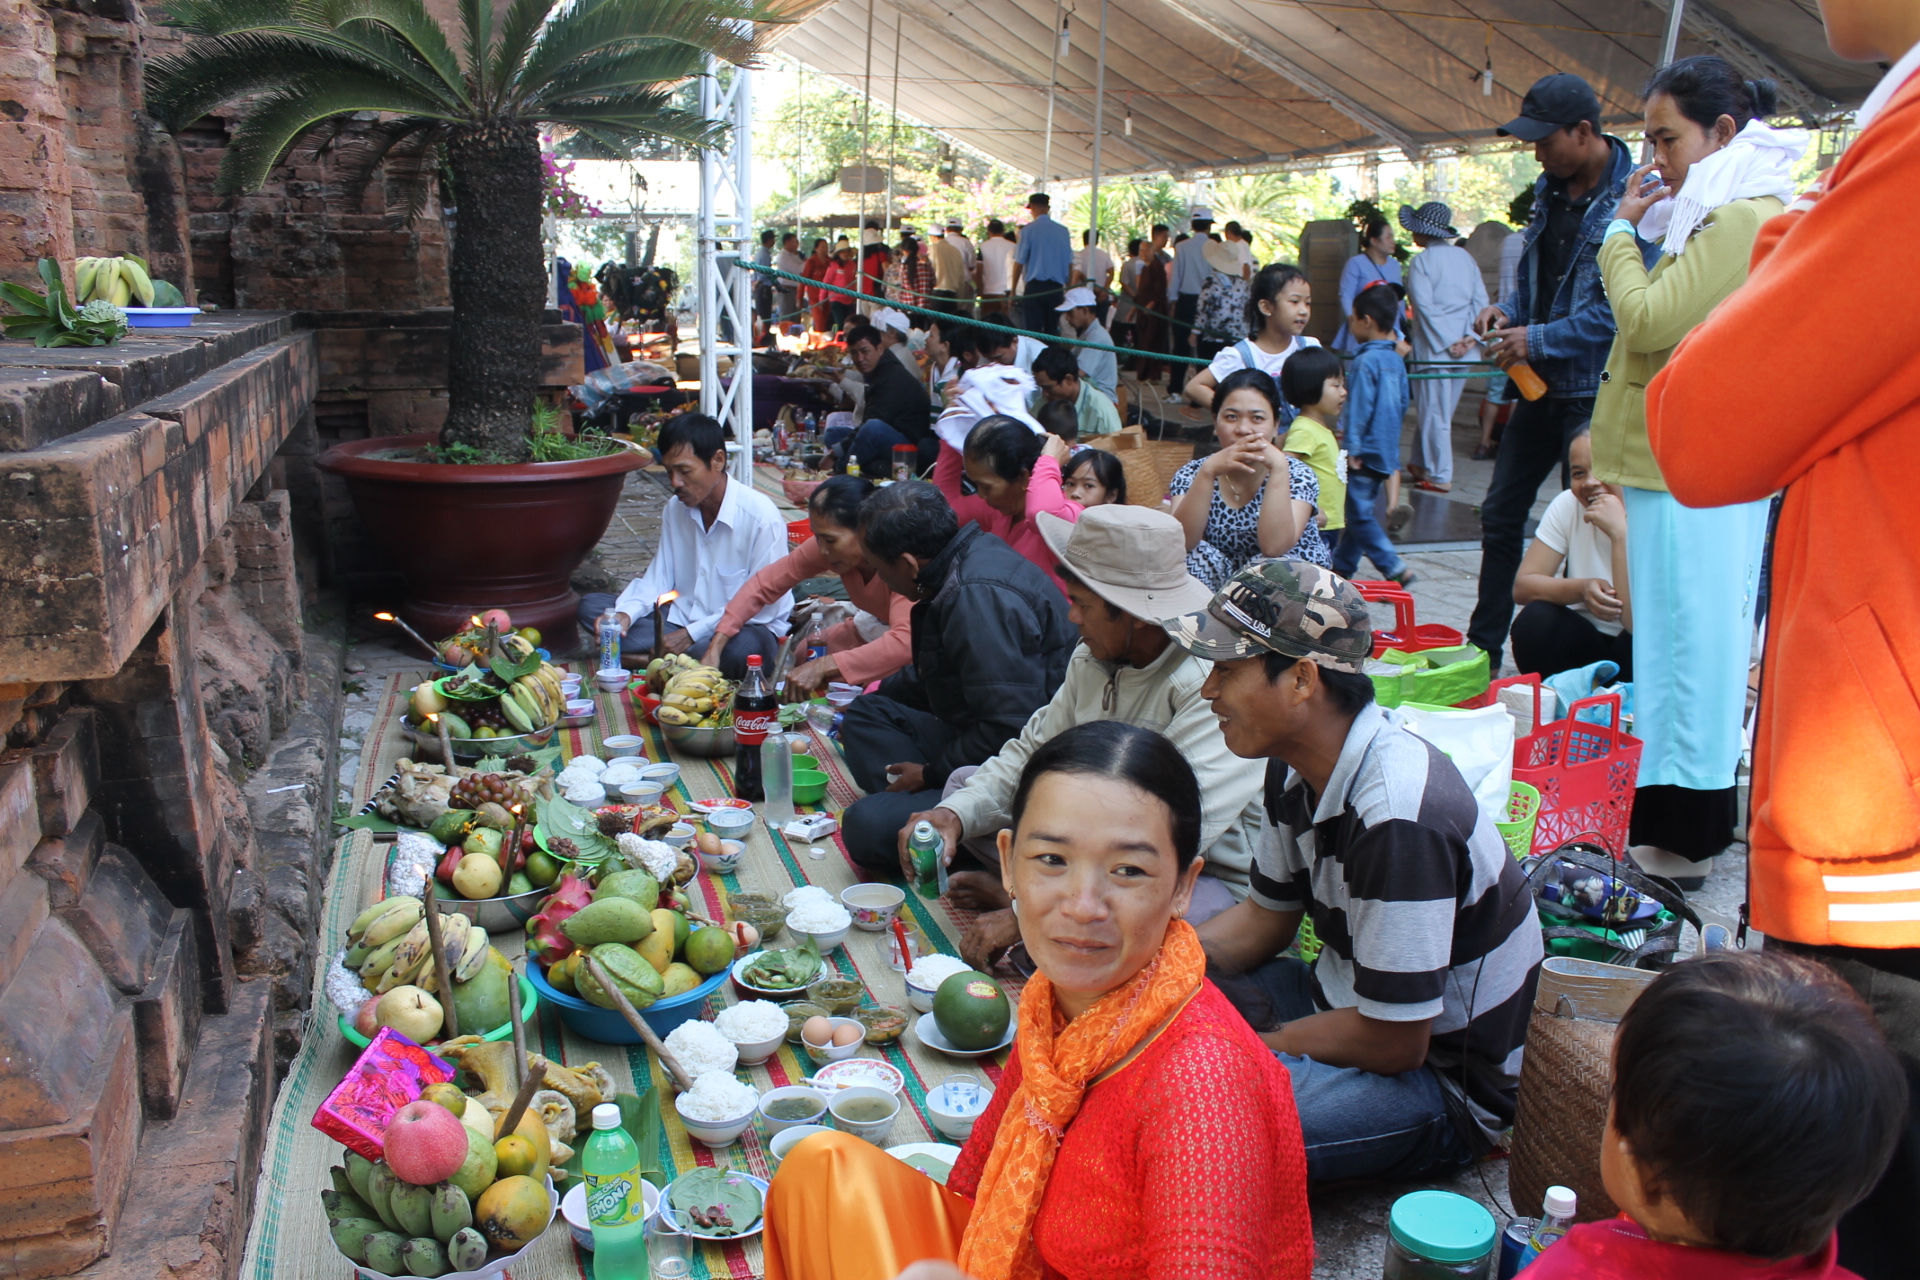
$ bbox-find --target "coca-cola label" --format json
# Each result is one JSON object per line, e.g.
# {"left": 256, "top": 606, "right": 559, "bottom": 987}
{"left": 734, "top": 709, "right": 776, "bottom": 743}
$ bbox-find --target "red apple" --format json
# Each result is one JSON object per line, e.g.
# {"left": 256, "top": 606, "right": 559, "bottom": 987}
{"left": 352, "top": 1000, "right": 380, "bottom": 1039}
{"left": 383, "top": 1099, "right": 471, "bottom": 1186}
{"left": 436, "top": 846, "right": 463, "bottom": 883}
{"left": 480, "top": 608, "right": 514, "bottom": 632}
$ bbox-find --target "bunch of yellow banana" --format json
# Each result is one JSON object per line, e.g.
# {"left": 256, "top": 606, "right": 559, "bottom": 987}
{"left": 73, "top": 255, "right": 155, "bottom": 308}
{"left": 497, "top": 662, "right": 567, "bottom": 733}
{"left": 342, "top": 898, "right": 493, "bottom": 993}
{"left": 655, "top": 665, "right": 736, "bottom": 727}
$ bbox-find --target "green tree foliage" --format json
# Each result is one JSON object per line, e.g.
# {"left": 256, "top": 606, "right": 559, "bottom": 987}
{"left": 1062, "top": 178, "right": 1189, "bottom": 248}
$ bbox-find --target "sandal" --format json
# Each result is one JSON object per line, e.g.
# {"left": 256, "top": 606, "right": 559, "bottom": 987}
{"left": 1415, "top": 479, "right": 1452, "bottom": 493}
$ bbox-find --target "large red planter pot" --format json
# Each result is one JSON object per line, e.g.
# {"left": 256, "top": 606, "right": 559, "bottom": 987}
{"left": 317, "top": 433, "right": 651, "bottom": 649}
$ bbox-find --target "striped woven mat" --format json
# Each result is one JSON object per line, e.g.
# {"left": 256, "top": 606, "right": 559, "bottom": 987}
{"left": 239, "top": 664, "right": 1004, "bottom": 1280}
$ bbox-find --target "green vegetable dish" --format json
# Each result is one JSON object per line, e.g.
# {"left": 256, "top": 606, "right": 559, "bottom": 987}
{"left": 668, "top": 1168, "right": 763, "bottom": 1237}
{"left": 743, "top": 935, "right": 823, "bottom": 991}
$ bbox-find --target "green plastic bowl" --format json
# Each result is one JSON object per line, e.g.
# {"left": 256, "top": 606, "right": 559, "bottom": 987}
{"left": 791, "top": 768, "right": 828, "bottom": 805}
{"left": 338, "top": 973, "right": 537, "bottom": 1049}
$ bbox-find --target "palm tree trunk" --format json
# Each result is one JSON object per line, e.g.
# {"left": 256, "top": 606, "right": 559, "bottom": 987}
{"left": 442, "top": 121, "right": 545, "bottom": 459}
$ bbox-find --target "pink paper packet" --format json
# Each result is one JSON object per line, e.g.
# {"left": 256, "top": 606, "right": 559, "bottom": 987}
{"left": 312, "top": 1027, "right": 455, "bottom": 1161}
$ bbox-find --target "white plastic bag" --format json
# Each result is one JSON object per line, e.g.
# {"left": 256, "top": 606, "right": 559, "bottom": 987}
{"left": 1394, "top": 703, "right": 1516, "bottom": 828}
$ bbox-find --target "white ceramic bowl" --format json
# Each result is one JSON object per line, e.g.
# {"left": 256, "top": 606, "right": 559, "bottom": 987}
{"left": 728, "top": 1017, "right": 787, "bottom": 1067}
{"left": 706, "top": 807, "right": 756, "bottom": 839}
{"left": 789, "top": 920, "right": 850, "bottom": 954}
{"left": 841, "top": 883, "right": 905, "bottom": 932}
{"left": 825, "top": 682, "right": 862, "bottom": 707}
{"left": 595, "top": 668, "right": 629, "bottom": 692}
{"left": 356, "top": 1175, "right": 556, "bottom": 1279}
{"left": 755, "top": 1085, "right": 829, "bottom": 1134}
{"left": 699, "top": 838, "right": 745, "bottom": 877}
{"left": 768, "top": 1123, "right": 834, "bottom": 1168}
{"left": 620, "top": 781, "right": 667, "bottom": 807}
{"left": 674, "top": 1091, "right": 759, "bottom": 1149}
{"left": 924, "top": 1079, "right": 993, "bottom": 1143}
{"left": 561, "top": 1176, "right": 658, "bottom": 1251}
{"left": 661, "top": 821, "right": 697, "bottom": 850}
{"left": 636, "top": 761, "right": 682, "bottom": 791}
{"left": 904, "top": 974, "right": 939, "bottom": 1013}
{"left": 602, "top": 734, "right": 647, "bottom": 754}
{"left": 801, "top": 1016, "right": 865, "bottom": 1065}
{"left": 562, "top": 698, "right": 596, "bottom": 727}
{"left": 827, "top": 1085, "right": 901, "bottom": 1145}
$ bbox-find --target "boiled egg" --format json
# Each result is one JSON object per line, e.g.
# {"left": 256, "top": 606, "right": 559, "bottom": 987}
{"left": 831, "top": 1021, "right": 863, "bottom": 1047}
{"left": 802, "top": 1015, "right": 834, "bottom": 1044}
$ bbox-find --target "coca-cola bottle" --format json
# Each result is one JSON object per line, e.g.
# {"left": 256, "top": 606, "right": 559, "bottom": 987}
{"left": 731, "top": 655, "right": 776, "bottom": 802}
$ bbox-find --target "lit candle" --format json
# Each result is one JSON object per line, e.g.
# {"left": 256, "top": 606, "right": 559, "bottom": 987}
{"left": 373, "top": 611, "right": 440, "bottom": 659}
{"left": 503, "top": 803, "right": 524, "bottom": 878}
{"left": 653, "top": 590, "right": 678, "bottom": 658}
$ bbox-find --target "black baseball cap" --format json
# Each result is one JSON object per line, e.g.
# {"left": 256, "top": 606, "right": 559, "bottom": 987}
{"left": 1498, "top": 73, "right": 1602, "bottom": 141}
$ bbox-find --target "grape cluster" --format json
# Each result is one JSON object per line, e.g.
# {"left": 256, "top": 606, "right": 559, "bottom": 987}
{"left": 460, "top": 699, "right": 510, "bottom": 732}
{"left": 450, "top": 772, "right": 522, "bottom": 811}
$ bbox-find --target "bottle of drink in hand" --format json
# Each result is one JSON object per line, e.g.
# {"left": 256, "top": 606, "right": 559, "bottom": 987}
{"left": 583, "top": 1103, "right": 647, "bottom": 1278}
{"left": 732, "top": 655, "right": 775, "bottom": 802}
{"left": 1506, "top": 360, "right": 1547, "bottom": 401}
{"left": 908, "top": 820, "right": 947, "bottom": 900}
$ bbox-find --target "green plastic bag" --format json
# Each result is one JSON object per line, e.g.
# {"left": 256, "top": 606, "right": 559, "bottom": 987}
{"left": 1367, "top": 645, "right": 1490, "bottom": 709}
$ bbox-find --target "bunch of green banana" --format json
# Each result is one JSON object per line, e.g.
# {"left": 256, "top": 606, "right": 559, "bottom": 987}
{"left": 343, "top": 898, "right": 491, "bottom": 994}
{"left": 329, "top": 1156, "right": 481, "bottom": 1273}
{"left": 655, "top": 664, "right": 734, "bottom": 727}
{"left": 73, "top": 255, "right": 155, "bottom": 307}
{"left": 498, "top": 663, "right": 566, "bottom": 732}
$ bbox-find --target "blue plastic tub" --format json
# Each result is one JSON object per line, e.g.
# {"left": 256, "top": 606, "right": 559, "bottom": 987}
{"left": 526, "top": 959, "right": 726, "bottom": 1042}
{"left": 434, "top": 647, "right": 551, "bottom": 674}
{"left": 123, "top": 307, "right": 199, "bottom": 327}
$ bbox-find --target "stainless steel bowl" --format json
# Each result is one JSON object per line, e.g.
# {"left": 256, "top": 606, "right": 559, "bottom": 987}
{"left": 434, "top": 882, "right": 549, "bottom": 932}
{"left": 397, "top": 715, "right": 556, "bottom": 762}
{"left": 661, "top": 721, "right": 736, "bottom": 758}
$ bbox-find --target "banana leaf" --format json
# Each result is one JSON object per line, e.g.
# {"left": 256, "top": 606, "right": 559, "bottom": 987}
{"left": 668, "top": 1167, "right": 762, "bottom": 1237}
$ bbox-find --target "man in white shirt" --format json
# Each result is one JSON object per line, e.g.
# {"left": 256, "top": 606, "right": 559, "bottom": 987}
{"left": 1400, "top": 201, "right": 1488, "bottom": 492}
{"left": 1055, "top": 286, "right": 1118, "bottom": 403}
{"left": 977, "top": 219, "right": 1016, "bottom": 312}
{"left": 1071, "top": 231, "right": 1115, "bottom": 296}
{"left": 945, "top": 221, "right": 976, "bottom": 275}
{"left": 577, "top": 413, "right": 792, "bottom": 677}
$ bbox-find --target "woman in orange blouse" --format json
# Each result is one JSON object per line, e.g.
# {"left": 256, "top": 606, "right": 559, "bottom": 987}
{"left": 761, "top": 721, "right": 1312, "bottom": 1280}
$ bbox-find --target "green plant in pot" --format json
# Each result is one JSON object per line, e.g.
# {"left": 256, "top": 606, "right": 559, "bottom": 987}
{"left": 144, "top": 0, "right": 780, "bottom": 642}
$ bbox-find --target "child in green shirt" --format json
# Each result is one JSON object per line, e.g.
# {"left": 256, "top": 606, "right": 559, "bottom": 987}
{"left": 1278, "top": 347, "right": 1348, "bottom": 532}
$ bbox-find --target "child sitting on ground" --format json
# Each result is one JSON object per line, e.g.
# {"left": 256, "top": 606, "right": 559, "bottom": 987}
{"left": 1332, "top": 283, "right": 1415, "bottom": 585}
{"left": 1529, "top": 950, "right": 1904, "bottom": 1280}
{"left": 1276, "top": 346, "right": 1347, "bottom": 536}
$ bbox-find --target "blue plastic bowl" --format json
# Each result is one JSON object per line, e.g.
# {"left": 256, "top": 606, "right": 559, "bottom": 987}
{"left": 527, "top": 959, "right": 727, "bottom": 1042}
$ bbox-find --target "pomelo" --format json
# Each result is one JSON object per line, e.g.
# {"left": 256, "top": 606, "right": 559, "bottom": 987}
{"left": 932, "top": 971, "right": 1011, "bottom": 1051}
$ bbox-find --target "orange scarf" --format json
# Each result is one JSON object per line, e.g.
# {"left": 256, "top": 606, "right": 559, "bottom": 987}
{"left": 957, "top": 919, "right": 1207, "bottom": 1280}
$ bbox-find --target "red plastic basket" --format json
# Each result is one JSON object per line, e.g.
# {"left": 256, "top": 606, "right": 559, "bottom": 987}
{"left": 786, "top": 518, "right": 813, "bottom": 548}
{"left": 1456, "top": 671, "right": 1541, "bottom": 710}
{"left": 1511, "top": 690, "right": 1642, "bottom": 856}
{"left": 1353, "top": 580, "right": 1467, "bottom": 657}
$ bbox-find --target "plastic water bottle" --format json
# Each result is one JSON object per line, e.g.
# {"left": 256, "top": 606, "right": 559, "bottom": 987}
{"left": 582, "top": 1103, "right": 647, "bottom": 1278}
{"left": 761, "top": 738, "right": 794, "bottom": 827}
{"left": 1516, "top": 1186, "right": 1575, "bottom": 1270}
{"left": 908, "top": 820, "right": 947, "bottom": 900}
{"left": 801, "top": 612, "right": 830, "bottom": 664}
{"left": 598, "top": 609, "right": 624, "bottom": 673}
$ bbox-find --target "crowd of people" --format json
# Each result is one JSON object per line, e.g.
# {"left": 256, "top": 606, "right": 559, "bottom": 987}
{"left": 605, "top": 5, "right": 1920, "bottom": 1274}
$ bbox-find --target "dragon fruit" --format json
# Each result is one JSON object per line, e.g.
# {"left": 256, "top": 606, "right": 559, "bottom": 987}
{"left": 527, "top": 872, "right": 593, "bottom": 963}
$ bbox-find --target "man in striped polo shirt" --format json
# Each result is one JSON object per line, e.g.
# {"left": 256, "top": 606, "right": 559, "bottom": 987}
{"left": 1168, "top": 560, "right": 1543, "bottom": 1182}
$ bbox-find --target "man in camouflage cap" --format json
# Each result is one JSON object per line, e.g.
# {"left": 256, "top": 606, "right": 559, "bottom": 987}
{"left": 1171, "top": 558, "right": 1544, "bottom": 1184}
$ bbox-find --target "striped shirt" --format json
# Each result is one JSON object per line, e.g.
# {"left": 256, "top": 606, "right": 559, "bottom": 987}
{"left": 1252, "top": 703, "right": 1542, "bottom": 1144}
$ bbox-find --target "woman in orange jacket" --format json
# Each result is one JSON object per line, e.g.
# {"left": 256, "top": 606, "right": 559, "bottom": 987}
{"left": 1647, "top": 3, "right": 1920, "bottom": 1275}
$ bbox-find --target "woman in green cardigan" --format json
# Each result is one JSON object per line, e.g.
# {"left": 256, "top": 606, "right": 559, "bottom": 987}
{"left": 1593, "top": 56, "right": 1804, "bottom": 888}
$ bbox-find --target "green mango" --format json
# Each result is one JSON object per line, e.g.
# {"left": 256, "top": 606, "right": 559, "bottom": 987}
{"left": 560, "top": 896, "right": 653, "bottom": 946}
{"left": 450, "top": 947, "right": 514, "bottom": 1035}
{"left": 507, "top": 871, "right": 533, "bottom": 896}
{"left": 576, "top": 942, "right": 665, "bottom": 1010}
{"left": 594, "top": 869, "right": 660, "bottom": 911}
{"left": 428, "top": 810, "right": 474, "bottom": 845}
{"left": 437, "top": 711, "right": 472, "bottom": 739}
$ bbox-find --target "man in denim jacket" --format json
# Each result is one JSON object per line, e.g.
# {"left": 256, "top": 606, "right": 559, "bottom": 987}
{"left": 1467, "top": 74, "right": 1650, "bottom": 659}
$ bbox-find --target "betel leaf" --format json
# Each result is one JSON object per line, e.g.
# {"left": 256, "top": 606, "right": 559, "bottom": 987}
{"left": 536, "top": 791, "right": 615, "bottom": 862}
{"left": 473, "top": 755, "right": 510, "bottom": 773}
{"left": 489, "top": 649, "right": 542, "bottom": 684}
{"left": 668, "top": 1168, "right": 762, "bottom": 1237}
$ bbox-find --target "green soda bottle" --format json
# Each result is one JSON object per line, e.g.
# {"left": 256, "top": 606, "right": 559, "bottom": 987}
{"left": 583, "top": 1102, "right": 648, "bottom": 1278}
{"left": 908, "top": 820, "right": 947, "bottom": 900}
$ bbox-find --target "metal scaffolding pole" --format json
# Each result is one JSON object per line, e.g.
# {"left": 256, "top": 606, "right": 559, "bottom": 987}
{"left": 1040, "top": 0, "right": 1065, "bottom": 190}
{"left": 1088, "top": 0, "right": 1109, "bottom": 248}
{"left": 698, "top": 55, "right": 754, "bottom": 485}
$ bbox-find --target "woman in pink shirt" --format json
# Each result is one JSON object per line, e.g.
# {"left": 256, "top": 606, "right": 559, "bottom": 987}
{"left": 702, "top": 476, "right": 912, "bottom": 695}
{"left": 932, "top": 416, "right": 1080, "bottom": 593}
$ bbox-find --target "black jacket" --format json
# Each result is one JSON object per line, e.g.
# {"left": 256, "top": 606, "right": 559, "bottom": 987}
{"left": 876, "top": 524, "right": 1075, "bottom": 786}
{"left": 861, "top": 352, "right": 932, "bottom": 441}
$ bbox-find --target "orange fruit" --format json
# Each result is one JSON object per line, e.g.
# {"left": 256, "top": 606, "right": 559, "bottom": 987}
{"left": 493, "top": 1133, "right": 537, "bottom": 1178}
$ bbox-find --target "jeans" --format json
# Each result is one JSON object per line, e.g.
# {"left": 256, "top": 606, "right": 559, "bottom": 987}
{"left": 575, "top": 593, "right": 780, "bottom": 680}
{"left": 1468, "top": 395, "right": 1594, "bottom": 656}
{"left": 837, "top": 420, "right": 935, "bottom": 478}
{"left": 838, "top": 695, "right": 959, "bottom": 873}
{"left": 1251, "top": 957, "right": 1474, "bottom": 1182}
{"left": 1332, "top": 468, "right": 1403, "bottom": 578}
{"left": 1170, "top": 292, "right": 1200, "bottom": 391}
{"left": 1509, "top": 600, "right": 1633, "bottom": 681}
{"left": 1022, "top": 282, "right": 1064, "bottom": 335}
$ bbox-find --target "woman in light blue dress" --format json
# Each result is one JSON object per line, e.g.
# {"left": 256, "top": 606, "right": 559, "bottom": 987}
{"left": 1330, "top": 218, "right": 1403, "bottom": 353}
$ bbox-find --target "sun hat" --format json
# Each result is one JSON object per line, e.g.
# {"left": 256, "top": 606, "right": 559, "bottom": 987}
{"left": 1498, "top": 73, "right": 1603, "bottom": 142}
{"left": 872, "top": 308, "right": 912, "bottom": 336}
{"left": 1398, "top": 201, "right": 1459, "bottom": 240}
{"left": 1164, "top": 559, "right": 1373, "bottom": 673}
{"left": 1203, "top": 237, "right": 1242, "bottom": 276}
{"left": 1035, "top": 507, "right": 1215, "bottom": 623}
{"left": 1054, "top": 286, "right": 1099, "bottom": 312}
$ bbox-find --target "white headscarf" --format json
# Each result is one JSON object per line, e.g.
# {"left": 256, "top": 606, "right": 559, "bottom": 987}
{"left": 933, "top": 366, "right": 1042, "bottom": 452}
{"left": 1636, "top": 118, "right": 1807, "bottom": 256}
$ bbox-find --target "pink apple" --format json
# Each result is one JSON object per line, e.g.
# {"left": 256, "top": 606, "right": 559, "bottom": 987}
{"left": 480, "top": 608, "right": 514, "bottom": 632}
{"left": 352, "top": 1001, "right": 380, "bottom": 1039}
{"left": 383, "top": 1099, "right": 471, "bottom": 1186}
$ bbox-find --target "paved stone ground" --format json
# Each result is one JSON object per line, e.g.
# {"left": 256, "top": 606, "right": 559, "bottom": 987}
{"left": 336, "top": 415, "right": 1750, "bottom": 1277}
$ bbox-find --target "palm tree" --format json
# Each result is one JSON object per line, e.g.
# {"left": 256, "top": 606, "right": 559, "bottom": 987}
{"left": 147, "top": 0, "right": 773, "bottom": 458}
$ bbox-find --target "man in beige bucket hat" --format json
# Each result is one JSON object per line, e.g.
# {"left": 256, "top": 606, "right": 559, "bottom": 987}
{"left": 898, "top": 503, "right": 1269, "bottom": 970}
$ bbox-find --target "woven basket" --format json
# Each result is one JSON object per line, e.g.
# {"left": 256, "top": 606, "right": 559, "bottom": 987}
{"left": 1509, "top": 957, "right": 1655, "bottom": 1224}
{"left": 1089, "top": 430, "right": 1178, "bottom": 507}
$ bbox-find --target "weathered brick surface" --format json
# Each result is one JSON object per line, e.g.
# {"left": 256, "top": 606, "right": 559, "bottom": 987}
{"left": 131, "top": 910, "right": 198, "bottom": 1121}
{"left": 0, "top": 870, "right": 50, "bottom": 996}
{"left": 26, "top": 808, "right": 105, "bottom": 911}
{"left": 0, "top": 1016, "right": 141, "bottom": 1276}
{"left": 0, "top": 917, "right": 119, "bottom": 1130}
{"left": 0, "top": 760, "right": 37, "bottom": 893}
{"left": 0, "top": 371, "right": 123, "bottom": 454}
{"left": 28, "top": 708, "right": 96, "bottom": 838}
{"left": 57, "top": 844, "right": 170, "bottom": 995}
{"left": 0, "top": 331, "right": 316, "bottom": 683}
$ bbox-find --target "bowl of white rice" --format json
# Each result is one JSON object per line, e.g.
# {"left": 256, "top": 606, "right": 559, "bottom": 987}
{"left": 674, "top": 1071, "right": 761, "bottom": 1147}
{"left": 663, "top": 1018, "right": 739, "bottom": 1079}
{"left": 906, "top": 954, "right": 973, "bottom": 1012}
{"left": 786, "top": 897, "right": 852, "bottom": 953}
{"left": 714, "top": 999, "right": 789, "bottom": 1066}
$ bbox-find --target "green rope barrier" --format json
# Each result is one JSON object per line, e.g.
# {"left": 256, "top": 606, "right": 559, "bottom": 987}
{"left": 740, "top": 261, "right": 1499, "bottom": 381}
